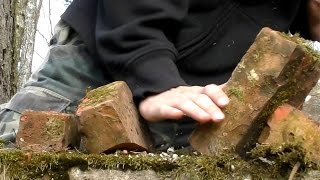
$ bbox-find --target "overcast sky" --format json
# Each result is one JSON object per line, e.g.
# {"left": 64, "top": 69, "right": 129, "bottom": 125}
{"left": 32, "top": 0, "right": 67, "bottom": 72}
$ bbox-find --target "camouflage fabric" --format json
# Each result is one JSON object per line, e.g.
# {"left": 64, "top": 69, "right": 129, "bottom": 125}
{"left": 0, "top": 20, "right": 196, "bottom": 150}
{"left": 0, "top": 20, "right": 109, "bottom": 145}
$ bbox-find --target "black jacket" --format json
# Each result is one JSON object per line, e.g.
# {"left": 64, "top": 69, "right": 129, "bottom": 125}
{"left": 62, "top": 0, "right": 306, "bottom": 103}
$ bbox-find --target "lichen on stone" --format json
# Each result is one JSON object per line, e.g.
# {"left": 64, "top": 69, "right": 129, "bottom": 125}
{"left": 227, "top": 87, "right": 244, "bottom": 101}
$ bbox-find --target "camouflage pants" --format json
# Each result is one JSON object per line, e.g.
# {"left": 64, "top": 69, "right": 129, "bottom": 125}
{"left": 0, "top": 20, "right": 196, "bottom": 150}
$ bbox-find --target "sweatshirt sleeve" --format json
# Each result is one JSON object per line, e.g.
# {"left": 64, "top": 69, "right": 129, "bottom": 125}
{"left": 95, "top": 0, "right": 188, "bottom": 103}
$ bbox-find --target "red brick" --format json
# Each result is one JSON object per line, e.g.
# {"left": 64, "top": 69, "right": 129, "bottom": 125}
{"left": 16, "top": 111, "right": 79, "bottom": 152}
{"left": 190, "top": 28, "right": 320, "bottom": 156}
{"left": 76, "top": 81, "right": 152, "bottom": 153}
{"left": 259, "top": 104, "right": 320, "bottom": 164}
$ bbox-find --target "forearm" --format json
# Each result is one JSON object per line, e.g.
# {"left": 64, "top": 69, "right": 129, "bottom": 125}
{"left": 95, "top": 0, "right": 188, "bottom": 103}
{"left": 308, "top": 0, "right": 320, "bottom": 41}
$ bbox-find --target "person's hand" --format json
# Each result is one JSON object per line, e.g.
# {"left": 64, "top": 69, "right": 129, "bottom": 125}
{"left": 308, "top": 0, "right": 320, "bottom": 41}
{"left": 139, "top": 84, "right": 229, "bottom": 123}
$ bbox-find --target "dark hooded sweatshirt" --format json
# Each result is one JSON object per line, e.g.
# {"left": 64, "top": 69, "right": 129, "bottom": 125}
{"left": 61, "top": 0, "right": 307, "bottom": 103}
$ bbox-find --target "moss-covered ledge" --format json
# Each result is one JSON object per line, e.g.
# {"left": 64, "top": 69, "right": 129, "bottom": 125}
{"left": 0, "top": 143, "right": 319, "bottom": 180}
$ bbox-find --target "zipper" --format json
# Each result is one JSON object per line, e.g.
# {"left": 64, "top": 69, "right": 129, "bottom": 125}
{"left": 176, "top": 1, "right": 238, "bottom": 64}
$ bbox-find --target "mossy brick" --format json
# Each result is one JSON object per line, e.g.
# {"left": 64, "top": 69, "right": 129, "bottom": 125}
{"left": 190, "top": 27, "right": 320, "bottom": 156}
{"left": 76, "top": 81, "right": 152, "bottom": 153}
{"left": 258, "top": 104, "right": 320, "bottom": 164}
{"left": 16, "top": 111, "right": 79, "bottom": 152}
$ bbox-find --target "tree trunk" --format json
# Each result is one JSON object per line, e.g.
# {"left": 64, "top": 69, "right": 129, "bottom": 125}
{"left": 17, "top": 0, "right": 43, "bottom": 89}
{"left": 0, "top": 0, "right": 42, "bottom": 104}
{"left": 0, "top": 0, "right": 16, "bottom": 104}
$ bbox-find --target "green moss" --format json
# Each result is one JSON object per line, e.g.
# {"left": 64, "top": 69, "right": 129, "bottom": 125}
{"left": 0, "top": 140, "right": 5, "bottom": 149}
{"left": 0, "top": 145, "right": 318, "bottom": 180}
{"left": 228, "top": 87, "right": 244, "bottom": 101}
{"left": 45, "top": 117, "right": 64, "bottom": 139}
{"left": 250, "top": 143, "right": 316, "bottom": 177}
{"left": 79, "top": 82, "right": 118, "bottom": 108}
{"left": 280, "top": 33, "right": 320, "bottom": 62}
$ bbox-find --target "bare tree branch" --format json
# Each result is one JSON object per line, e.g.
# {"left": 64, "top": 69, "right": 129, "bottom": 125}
{"left": 48, "top": 0, "right": 54, "bottom": 37}
{"left": 36, "top": 29, "right": 50, "bottom": 46}
{"left": 34, "top": 50, "right": 45, "bottom": 60}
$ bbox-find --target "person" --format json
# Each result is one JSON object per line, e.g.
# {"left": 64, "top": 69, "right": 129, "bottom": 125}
{"left": 0, "top": 0, "right": 319, "bottom": 150}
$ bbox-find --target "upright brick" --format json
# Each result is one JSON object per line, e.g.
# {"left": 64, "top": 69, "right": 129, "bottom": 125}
{"left": 259, "top": 104, "right": 320, "bottom": 164}
{"left": 17, "top": 111, "right": 79, "bottom": 152}
{"left": 76, "top": 81, "right": 152, "bottom": 153}
{"left": 190, "top": 28, "right": 320, "bottom": 156}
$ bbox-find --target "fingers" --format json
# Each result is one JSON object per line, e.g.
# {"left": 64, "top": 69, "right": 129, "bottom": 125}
{"left": 202, "top": 84, "right": 229, "bottom": 107}
{"left": 139, "top": 101, "right": 185, "bottom": 121}
{"left": 140, "top": 96, "right": 212, "bottom": 123}
{"left": 192, "top": 93, "right": 225, "bottom": 122}
{"left": 219, "top": 82, "right": 228, "bottom": 89}
{"left": 173, "top": 99, "right": 211, "bottom": 123}
{"left": 138, "top": 84, "right": 229, "bottom": 123}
